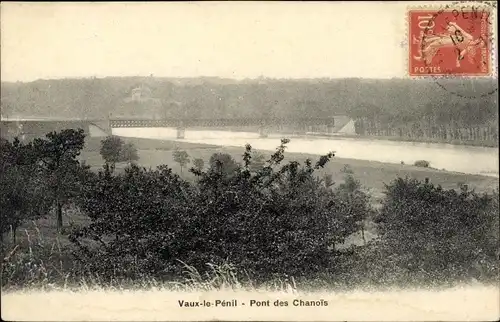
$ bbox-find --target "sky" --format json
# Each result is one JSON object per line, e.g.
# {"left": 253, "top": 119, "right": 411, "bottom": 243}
{"left": 0, "top": 1, "right": 496, "bottom": 82}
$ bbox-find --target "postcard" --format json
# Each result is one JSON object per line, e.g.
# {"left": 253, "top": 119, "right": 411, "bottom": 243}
{"left": 1, "top": 1, "right": 498, "bottom": 321}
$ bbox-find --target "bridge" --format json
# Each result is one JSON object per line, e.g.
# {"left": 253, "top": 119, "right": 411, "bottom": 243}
{"left": 1, "top": 116, "right": 348, "bottom": 140}
{"left": 0, "top": 118, "right": 112, "bottom": 140}
{"left": 109, "top": 117, "right": 337, "bottom": 138}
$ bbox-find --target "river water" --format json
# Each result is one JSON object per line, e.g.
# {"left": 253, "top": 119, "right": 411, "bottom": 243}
{"left": 112, "top": 127, "right": 499, "bottom": 178}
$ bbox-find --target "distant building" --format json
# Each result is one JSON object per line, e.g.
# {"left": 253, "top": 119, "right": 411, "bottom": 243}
{"left": 335, "top": 116, "right": 356, "bottom": 134}
{"left": 126, "top": 85, "right": 154, "bottom": 102}
{"left": 116, "top": 84, "right": 182, "bottom": 120}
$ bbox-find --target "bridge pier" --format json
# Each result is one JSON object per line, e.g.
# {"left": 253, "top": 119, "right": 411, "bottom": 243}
{"left": 176, "top": 126, "right": 185, "bottom": 139}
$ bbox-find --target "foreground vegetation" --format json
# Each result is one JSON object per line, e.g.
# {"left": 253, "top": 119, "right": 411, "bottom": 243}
{"left": 1, "top": 129, "right": 499, "bottom": 291}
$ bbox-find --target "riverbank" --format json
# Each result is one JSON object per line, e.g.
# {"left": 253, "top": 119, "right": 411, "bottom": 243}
{"left": 176, "top": 126, "right": 499, "bottom": 148}
{"left": 81, "top": 136, "right": 499, "bottom": 197}
{"left": 315, "top": 133, "right": 499, "bottom": 148}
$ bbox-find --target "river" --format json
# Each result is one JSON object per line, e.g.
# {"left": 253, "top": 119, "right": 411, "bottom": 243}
{"left": 112, "top": 127, "right": 499, "bottom": 178}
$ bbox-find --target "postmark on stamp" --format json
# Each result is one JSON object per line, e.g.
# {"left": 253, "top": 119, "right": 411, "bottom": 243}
{"left": 408, "top": 4, "right": 493, "bottom": 77}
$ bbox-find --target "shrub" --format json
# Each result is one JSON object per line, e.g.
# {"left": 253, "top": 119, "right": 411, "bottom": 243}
{"left": 70, "top": 139, "right": 370, "bottom": 282}
{"left": 100, "top": 136, "right": 124, "bottom": 164}
{"left": 71, "top": 163, "right": 194, "bottom": 279}
{"left": 185, "top": 140, "right": 366, "bottom": 280}
{"left": 371, "top": 177, "right": 499, "bottom": 286}
{"left": 208, "top": 152, "right": 239, "bottom": 177}
{"left": 414, "top": 159, "right": 430, "bottom": 167}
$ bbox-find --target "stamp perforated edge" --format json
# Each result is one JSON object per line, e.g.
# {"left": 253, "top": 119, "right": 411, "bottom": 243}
{"left": 404, "top": 1, "right": 497, "bottom": 79}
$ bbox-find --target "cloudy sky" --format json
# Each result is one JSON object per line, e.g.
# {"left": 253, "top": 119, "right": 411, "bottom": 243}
{"left": 0, "top": 1, "right": 494, "bottom": 82}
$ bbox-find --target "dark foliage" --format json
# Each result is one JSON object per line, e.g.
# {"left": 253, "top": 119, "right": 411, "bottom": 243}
{"left": 207, "top": 152, "right": 239, "bottom": 178}
{"left": 71, "top": 163, "right": 193, "bottom": 279}
{"left": 32, "top": 129, "right": 89, "bottom": 232}
{"left": 192, "top": 158, "right": 205, "bottom": 172}
{"left": 70, "top": 139, "right": 367, "bottom": 281}
{"left": 2, "top": 128, "right": 498, "bottom": 288}
{"left": 100, "top": 136, "right": 124, "bottom": 164}
{"left": 366, "top": 178, "right": 499, "bottom": 286}
{"left": 100, "top": 136, "right": 140, "bottom": 165}
{"left": 0, "top": 138, "right": 52, "bottom": 243}
{"left": 414, "top": 160, "right": 430, "bottom": 168}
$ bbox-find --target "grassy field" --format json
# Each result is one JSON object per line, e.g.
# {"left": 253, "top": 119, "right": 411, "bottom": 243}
{"left": 82, "top": 136, "right": 499, "bottom": 199}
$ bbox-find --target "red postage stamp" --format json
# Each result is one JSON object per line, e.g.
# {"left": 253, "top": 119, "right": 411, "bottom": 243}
{"left": 408, "top": 7, "right": 493, "bottom": 77}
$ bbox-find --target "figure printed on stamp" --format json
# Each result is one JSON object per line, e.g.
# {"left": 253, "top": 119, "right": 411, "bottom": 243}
{"left": 414, "top": 21, "right": 486, "bottom": 67}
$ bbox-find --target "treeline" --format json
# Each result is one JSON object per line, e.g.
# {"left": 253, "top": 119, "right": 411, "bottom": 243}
{"left": 351, "top": 99, "right": 498, "bottom": 145}
{"left": 1, "top": 129, "right": 499, "bottom": 289}
{"left": 1, "top": 77, "right": 497, "bottom": 145}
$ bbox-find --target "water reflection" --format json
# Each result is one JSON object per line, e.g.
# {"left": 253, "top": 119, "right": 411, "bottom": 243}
{"left": 112, "top": 127, "right": 499, "bottom": 178}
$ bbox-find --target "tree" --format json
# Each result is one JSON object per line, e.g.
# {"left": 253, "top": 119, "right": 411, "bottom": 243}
{"left": 0, "top": 138, "right": 51, "bottom": 243}
{"left": 187, "top": 139, "right": 352, "bottom": 278}
{"left": 192, "top": 158, "right": 205, "bottom": 172}
{"left": 71, "top": 139, "right": 367, "bottom": 281}
{"left": 335, "top": 165, "right": 373, "bottom": 245}
{"left": 173, "top": 149, "right": 190, "bottom": 174}
{"left": 70, "top": 163, "right": 194, "bottom": 279}
{"left": 208, "top": 152, "right": 239, "bottom": 177}
{"left": 100, "top": 136, "right": 124, "bottom": 165}
{"left": 33, "top": 129, "right": 88, "bottom": 232}
{"left": 120, "top": 142, "right": 139, "bottom": 164}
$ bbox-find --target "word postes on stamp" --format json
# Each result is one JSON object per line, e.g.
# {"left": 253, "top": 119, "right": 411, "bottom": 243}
{"left": 408, "top": 7, "right": 492, "bottom": 77}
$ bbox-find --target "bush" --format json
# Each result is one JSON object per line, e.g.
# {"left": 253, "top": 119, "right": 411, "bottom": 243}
{"left": 208, "top": 152, "right": 239, "bottom": 177}
{"left": 71, "top": 163, "right": 194, "bottom": 279}
{"left": 100, "top": 136, "right": 124, "bottom": 164}
{"left": 370, "top": 177, "right": 499, "bottom": 286}
{"left": 414, "top": 160, "right": 430, "bottom": 167}
{"left": 70, "top": 139, "right": 371, "bottom": 282}
{"left": 6, "top": 129, "right": 498, "bottom": 289}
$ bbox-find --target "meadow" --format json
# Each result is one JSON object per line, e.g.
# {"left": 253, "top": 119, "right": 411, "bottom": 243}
{"left": 82, "top": 136, "right": 499, "bottom": 198}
